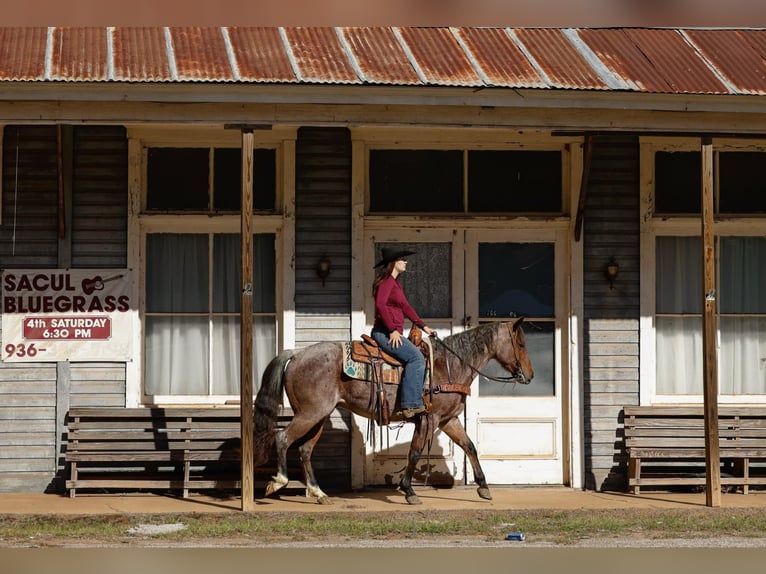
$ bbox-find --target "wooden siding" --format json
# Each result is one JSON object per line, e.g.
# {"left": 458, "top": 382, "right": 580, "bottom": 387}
{"left": 0, "top": 363, "right": 57, "bottom": 492}
{"left": 582, "top": 135, "right": 640, "bottom": 491}
{"left": 71, "top": 126, "right": 128, "bottom": 268}
{"left": 291, "top": 127, "right": 353, "bottom": 490}
{"left": 294, "top": 127, "right": 352, "bottom": 345}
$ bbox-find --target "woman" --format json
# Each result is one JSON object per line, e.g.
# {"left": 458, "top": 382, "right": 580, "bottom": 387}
{"left": 371, "top": 247, "right": 435, "bottom": 418}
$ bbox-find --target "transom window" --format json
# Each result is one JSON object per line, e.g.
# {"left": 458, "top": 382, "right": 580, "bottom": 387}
{"left": 641, "top": 138, "right": 766, "bottom": 403}
{"left": 146, "top": 147, "right": 276, "bottom": 212}
{"left": 369, "top": 148, "right": 563, "bottom": 214}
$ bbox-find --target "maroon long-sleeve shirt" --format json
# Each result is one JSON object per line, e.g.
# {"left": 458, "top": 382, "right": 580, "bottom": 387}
{"left": 373, "top": 275, "right": 425, "bottom": 334}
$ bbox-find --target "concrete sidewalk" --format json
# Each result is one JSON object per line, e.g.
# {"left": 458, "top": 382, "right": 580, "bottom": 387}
{"left": 3, "top": 486, "right": 766, "bottom": 515}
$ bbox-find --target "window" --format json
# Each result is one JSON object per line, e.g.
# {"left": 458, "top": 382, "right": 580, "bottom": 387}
{"left": 369, "top": 148, "right": 563, "bottom": 214}
{"left": 133, "top": 128, "right": 291, "bottom": 404}
{"left": 144, "top": 233, "right": 276, "bottom": 398}
{"left": 147, "top": 147, "right": 277, "bottom": 211}
{"left": 642, "top": 138, "right": 766, "bottom": 402}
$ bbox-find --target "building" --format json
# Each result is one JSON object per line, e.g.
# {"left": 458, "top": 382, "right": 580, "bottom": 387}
{"left": 2, "top": 27, "right": 766, "bottom": 493}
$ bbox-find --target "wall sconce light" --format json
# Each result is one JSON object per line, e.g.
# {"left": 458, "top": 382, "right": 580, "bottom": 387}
{"left": 605, "top": 257, "right": 619, "bottom": 290}
{"left": 316, "top": 256, "right": 331, "bottom": 287}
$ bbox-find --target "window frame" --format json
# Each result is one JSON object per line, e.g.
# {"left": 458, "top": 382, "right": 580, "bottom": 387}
{"left": 640, "top": 136, "right": 766, "bottom": 405}
{"left": 126, "top": 126, "right": 296, "bottom": 406}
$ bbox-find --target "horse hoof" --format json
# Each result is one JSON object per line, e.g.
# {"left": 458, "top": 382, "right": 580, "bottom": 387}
{"left": 317, "top": 496, "right": 333, "bottom": 505}
{"left": 405, "top": 494, "right": 422, "bottom": 505}
{"left": 477, "top": 486, "right": 492, "bottom": 500}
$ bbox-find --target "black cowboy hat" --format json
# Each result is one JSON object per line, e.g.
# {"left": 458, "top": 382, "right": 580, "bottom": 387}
{"left": 374, "top": 247, "right": 416, "bottom": 268}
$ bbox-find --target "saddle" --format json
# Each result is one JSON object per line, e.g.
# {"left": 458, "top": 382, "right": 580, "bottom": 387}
{"left": 343, "top": 328, "right": 430, "bottom": 385}
{"left": 342, "top": 328, "right": 433, "bottom": 425}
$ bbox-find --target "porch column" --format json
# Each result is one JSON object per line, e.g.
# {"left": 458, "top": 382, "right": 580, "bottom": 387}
{"left": 701, "top": 136, "right": 721, "bottom": 507}
{"left": 240, "top": 129, "right": 255, "bottom": 511}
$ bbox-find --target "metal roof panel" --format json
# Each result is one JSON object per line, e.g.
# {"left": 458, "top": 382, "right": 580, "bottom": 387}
{"left": 454, "top": 27, "right": 546, "bottom": 88}
{"left": 340, "top": 27, "right": 421, "bottom": 85}
{"left": 111, "top": 27, "right": 172, "bottom": 82}
{"left": 50, "top": 27, "right": 108, "bottom": 81}
{"left": 169, "top": 27, "right": 234, "bottom": 82}
{"left": 685, "top": 29, "right": 766, "bottom": 95}
{"left": 0, "top": 27, "right": 47, "bottom": 81}
{"left": 514, "top": 28, "right": 610, "bottom": 90}
{"left": 577, "top": 28, "right": 672, "bottom": 92}
{"left": 226, "top": 27, "right": 296, "bottom": 82}
{"left": 396, "top": 27, "right": 482, "bottom": 86}
{"left": 283, "top": 27, "right": 360, "bottom": 84}
{"left": 624, "top": 29, "right": 729, "bottom": 94}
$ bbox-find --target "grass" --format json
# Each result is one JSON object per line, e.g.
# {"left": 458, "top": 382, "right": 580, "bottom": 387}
{"left": 3, "top": 508, "right": 766, "bottom": 546}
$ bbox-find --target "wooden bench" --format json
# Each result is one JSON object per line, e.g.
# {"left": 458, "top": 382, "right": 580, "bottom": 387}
{"left": 624, "top": 406, "right": 766, "bottom": 494}
{"left": 64, "top": 407, "right": 291, "bottom": 498}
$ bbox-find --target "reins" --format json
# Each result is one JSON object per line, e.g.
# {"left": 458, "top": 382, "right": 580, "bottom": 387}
{"left": 430, "top": 323, "right": 526, "bottom": 384}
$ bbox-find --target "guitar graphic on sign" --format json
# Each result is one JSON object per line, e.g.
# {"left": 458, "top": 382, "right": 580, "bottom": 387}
{"left": 81, "top": 274, "right": 124, "bottom": 295}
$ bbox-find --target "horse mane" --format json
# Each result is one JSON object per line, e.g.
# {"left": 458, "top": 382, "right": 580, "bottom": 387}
{"left": 436, "top": 322, "right": 500, "bottom": 363}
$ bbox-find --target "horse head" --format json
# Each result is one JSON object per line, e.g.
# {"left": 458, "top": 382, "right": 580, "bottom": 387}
{"left": 495, "top": 318, "right": 534, "bottom": 384}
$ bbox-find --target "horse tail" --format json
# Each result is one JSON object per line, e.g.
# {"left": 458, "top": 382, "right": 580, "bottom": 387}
{"left": 253, "top": 349, "right": 294, "bottom": 465}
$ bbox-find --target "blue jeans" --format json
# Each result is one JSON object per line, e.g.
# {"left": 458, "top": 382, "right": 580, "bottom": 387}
{"left": 371, "top": 329, "right": 425, "bottom": 409}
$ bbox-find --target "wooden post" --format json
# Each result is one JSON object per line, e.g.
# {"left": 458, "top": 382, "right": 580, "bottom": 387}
{"left": 701, "top": 136, "right": 721, "bottom": 507}
{"left": 240, "top": 129, "right": 255, "bottom": 511}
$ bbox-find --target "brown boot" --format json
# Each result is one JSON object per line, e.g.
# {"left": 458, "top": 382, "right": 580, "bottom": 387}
{"left": 401, "top": 405, "right": 427, "bottom": 418}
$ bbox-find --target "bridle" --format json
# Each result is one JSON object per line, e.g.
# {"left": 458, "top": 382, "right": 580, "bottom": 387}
{"left": 430, "top": 322, "right": 529, "bottom": 385}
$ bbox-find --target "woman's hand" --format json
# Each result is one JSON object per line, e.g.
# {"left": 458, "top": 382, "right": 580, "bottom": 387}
{"left": 423, "top": 326, "right": 436, "bottom": 337}
{"left": 389, "top": 330, "right": 403, "bottom": 348}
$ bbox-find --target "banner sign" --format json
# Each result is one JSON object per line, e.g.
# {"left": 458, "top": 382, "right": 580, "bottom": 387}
{"left": 1, "top": 269, "right": 133, "bottom": 362}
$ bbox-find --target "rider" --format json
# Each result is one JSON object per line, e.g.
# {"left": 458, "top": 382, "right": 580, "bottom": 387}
{"left": 371, "top": 247, "right": 435, "bottom": 418}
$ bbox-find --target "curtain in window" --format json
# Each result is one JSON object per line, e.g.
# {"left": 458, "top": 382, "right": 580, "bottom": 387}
{"left": 719, "top": 238, "right": 766, "bottom": 395}
{"left": 145, "top": 233, "right": 276, "bottom": 397}
{"left": 656, "top": 236, "right": 766, "bottom": 396}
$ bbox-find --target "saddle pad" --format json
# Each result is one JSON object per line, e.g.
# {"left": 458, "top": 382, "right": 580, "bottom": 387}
{"left": 342, "top": 343, "right": 402, "bottom": 384}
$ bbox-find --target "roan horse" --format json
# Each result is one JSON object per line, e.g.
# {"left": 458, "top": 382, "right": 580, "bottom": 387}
{"left": 252, "top": 318, "right": 533, "bottom": 505}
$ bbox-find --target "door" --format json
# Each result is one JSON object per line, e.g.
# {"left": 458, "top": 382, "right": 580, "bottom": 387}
{"left": 359, "top": 229, "right": 567, "bottom": 486}
{"left": 464, "top": 230, "right": 566, "bottom": 484}
{"left": 360, "top": 230, "right": 466, "bottom": 486}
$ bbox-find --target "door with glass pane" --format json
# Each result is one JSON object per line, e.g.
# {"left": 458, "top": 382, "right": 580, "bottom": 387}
{"left": 361, "top": 230, "right": 466, "bottom": 486}
{"left": 464, "top": 230, "right": 566, "bottom": 484}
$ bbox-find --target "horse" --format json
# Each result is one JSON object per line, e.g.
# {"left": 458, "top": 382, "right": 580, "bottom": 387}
{"left": 252, "top": 318, "right": 533, "bottom": 505}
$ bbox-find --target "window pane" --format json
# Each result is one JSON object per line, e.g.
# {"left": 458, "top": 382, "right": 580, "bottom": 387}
{"left": 146, "top": 234, "right": 208, "bottom": 313}
{"left": 211, "top": 314, "right": 277, "bottom": 395}
{"left": 720, "top": 317, "right": 766, "bottom": 395}
{"left": 479, "top": 243, "right": 554, "bottom": 318}
{"left": 479, "top": 321, "right": 554, "bottom": 396}
{"left": 213, "top": 233, "right": 276, "bottom": 313}
{"left": 720, "top": 237, "right": 766, "bottom": 313}
{"left": 374, "top": 242, "right": 451, "bottom": 318}
{"left": 147, "top": 148, "right": 209, "bottom": 210}
{"left": 656, "top": 236, "right": 702, "bottom": 314}
{"left": 719, "top": 152, "right": 766, "bottom": 214}
{"left": 213, "top": 148, "right": 277, "bottom": 211}
{"left": 145, "top": 316, "right": 209, "bottom": 395}
{"left": 468, "top": 150, "right": 562, "bottom": 212}
{"left": 369, "top": 150, "right": 463, "bottom": 212}
{"left": 656, "top": 316, "right": 702, "bottom": 395}
{"left": 654, "top": 151, "right": 701, "bottom": 214}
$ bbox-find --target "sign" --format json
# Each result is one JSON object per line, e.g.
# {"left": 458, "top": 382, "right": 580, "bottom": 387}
{"left": 1, "top": 269, "right": 133, "bottom": 362}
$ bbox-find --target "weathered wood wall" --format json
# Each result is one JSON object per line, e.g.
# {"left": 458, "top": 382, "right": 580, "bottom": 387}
{"left": 582, "top": 135, "right": 640, "bottom": 491}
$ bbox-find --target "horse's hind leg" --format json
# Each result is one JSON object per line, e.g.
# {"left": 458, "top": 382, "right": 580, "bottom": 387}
{"left": 440, "top": 416, "right": 492, "bottom": 501}
{"left": 264, "top": 414, "right": 332, "bottom": 504}
{"left": 297, "top": 417, "right": 332, "bottom": 504}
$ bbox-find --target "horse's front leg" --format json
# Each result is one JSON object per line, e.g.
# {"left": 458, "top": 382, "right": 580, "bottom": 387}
{"left": 399, "top": 416, "right": 429, "bottom": 505}
{"left": 440, "top": 416, "right": 492, "bottom": 501}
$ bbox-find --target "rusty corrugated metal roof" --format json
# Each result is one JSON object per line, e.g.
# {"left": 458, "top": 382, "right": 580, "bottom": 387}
{"left": 1, "top": 26, "right": 765, "bottom": 96}
{"left": 684, "top": 29, "right": 766, "bottom": 95}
